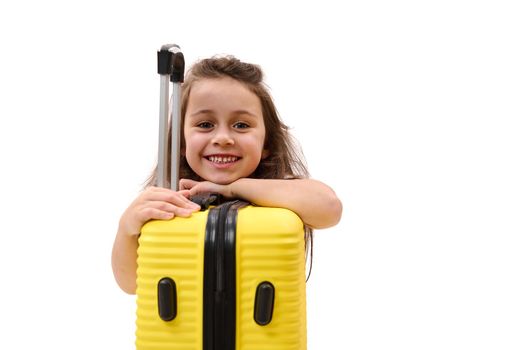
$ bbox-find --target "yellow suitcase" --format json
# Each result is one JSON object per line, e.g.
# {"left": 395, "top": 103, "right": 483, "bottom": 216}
{"left": 135, "top": 45, "right": 307, "bottom": 349}
{"left": 136, "top": 201, "right": 307, "bottom": 349}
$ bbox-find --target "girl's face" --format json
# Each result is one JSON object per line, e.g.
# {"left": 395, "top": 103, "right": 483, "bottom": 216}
{"left": 183, "top": 77, "right": 268, "bottom": 185}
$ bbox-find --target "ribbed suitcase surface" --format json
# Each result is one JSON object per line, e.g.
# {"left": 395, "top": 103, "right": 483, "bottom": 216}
{"left": 136, "top": 205, "right": 306, "bottom": 350}
{"left": 236, "top": 206, "right": 306, "bottom": 350}
{"left": 136, "top": 211, "right": 207, "bottom": 349}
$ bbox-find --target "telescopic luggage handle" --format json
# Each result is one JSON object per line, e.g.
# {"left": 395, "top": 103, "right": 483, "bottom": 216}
{"left": 157, "top": 44, "right": 185, "bottom": 190}
{"left": 156, "top": 45, "right": 219, "bottom": 209}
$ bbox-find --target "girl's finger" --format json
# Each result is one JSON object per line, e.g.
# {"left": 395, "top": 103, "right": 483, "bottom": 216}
{"left": 188, "top": 182, "right": 218, "bottom": 196}
{"left": 178, "top": 189, "right": 192, "bottom": 198}
{"left": 138, "top": 207, "right": 175, "bottom": 222}
{"left": 142, "top": 189, "right": 199, "bottom": 209}
{"left": 143, "top": 186, "right": 168, "bottom": 194}
{"left": 148, "top": 200, "right": 199, "bottom": 214}
{"left": 179, "top": 178, "right": 199, "bottom": 190}
{"left": 138, "top": 206, "right": 196, "bottom": 222}
{"left": 172, "top": 207, "right": 195, "bottom": 218}
{"left": 166, "top": 193, "right": 201, "bottom": 209}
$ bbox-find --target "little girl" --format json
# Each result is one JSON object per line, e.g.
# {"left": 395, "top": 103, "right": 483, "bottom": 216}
{"left": 112, "top": 56, "right": 342, "bottom": 294}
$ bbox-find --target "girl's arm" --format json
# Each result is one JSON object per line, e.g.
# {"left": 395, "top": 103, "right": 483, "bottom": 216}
{"left": 180, "top": 178, "right": 342, "bottom": 229}
{"left": 111, "top": 187, "right": 201, "bottom": 294}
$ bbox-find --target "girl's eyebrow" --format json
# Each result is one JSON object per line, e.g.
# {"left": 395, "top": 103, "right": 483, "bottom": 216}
{"left": 232, "top": 110, "right": 259, "bottom": 118}
{"left": 189, "top": 109, "right": 214, "bottom": 117}
{"left": 189, "top": 109, "right": 259, "bottom": 118}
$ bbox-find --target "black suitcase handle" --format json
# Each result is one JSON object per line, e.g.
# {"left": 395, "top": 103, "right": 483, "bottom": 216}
{"left": 158, "top": 277, "right": 177, "bottom": 321}
{"left": 190, "top": 193, "right": 222, "bottom": 210}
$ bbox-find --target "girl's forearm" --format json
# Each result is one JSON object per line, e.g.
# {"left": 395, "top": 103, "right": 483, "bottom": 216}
{"left": 230, "top": 178, "right": 342, "bottom": 229}
{"left": 111, "top": 229, "right": 138, "bottom": 295}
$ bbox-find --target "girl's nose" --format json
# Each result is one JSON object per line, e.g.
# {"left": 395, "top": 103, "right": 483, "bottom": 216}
{"left": 211, "top": 127, "right": 235, "bottom": 146}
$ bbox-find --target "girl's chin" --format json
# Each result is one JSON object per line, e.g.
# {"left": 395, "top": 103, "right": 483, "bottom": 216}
{"left": 201, "top": 174, "right": 242, "bottom": 186}
{"left": 215, "top": 178, "right": 240, "bottom": 186}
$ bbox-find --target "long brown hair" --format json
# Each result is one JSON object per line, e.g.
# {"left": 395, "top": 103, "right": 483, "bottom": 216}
{"left": 145, "top": 56, "right": 313, "bottom": 278}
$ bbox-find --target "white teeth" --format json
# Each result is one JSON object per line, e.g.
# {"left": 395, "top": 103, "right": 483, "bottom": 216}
{"left": 208, "top": 156, "right": 238, "bottom": 164}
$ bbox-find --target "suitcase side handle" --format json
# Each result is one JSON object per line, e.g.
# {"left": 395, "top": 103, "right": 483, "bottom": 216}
{"left": 158, "top": 277, "right": 177, "bottom": 321}
{"left": 254, "top": 281, "right": 275, "bottom": 326}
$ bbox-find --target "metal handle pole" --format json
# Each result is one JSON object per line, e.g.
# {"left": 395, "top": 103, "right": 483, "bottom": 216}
{"left": 167, "top": 45, "right": 185, "bottom": 191}
{"left": 157, "top": 75, "right": 170, "bottom": 188}
{"left": 171, "top": 82, "right": 182, "bottom": 190}
{"left": 156, "top": 44, "right": 185, "bottom": 190}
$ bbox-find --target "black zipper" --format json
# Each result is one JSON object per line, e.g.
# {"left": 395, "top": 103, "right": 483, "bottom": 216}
{"left": 203, "top": 201, "right": 247, "bottom": 350}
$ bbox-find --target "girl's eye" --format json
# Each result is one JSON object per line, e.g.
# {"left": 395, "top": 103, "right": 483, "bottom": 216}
{"left": 197, "top": 121, "right": 214, "bottom": 129}
{"left": 233, "top": 122, "right": 250, "bottom": 129}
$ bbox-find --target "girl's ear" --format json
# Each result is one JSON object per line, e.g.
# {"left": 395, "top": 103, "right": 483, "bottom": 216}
{"left": 261, "top": 149, "right": 270, "bottom": 159}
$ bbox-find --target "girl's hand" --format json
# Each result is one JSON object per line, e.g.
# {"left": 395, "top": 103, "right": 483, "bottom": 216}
{"left": 179, "top": 178, "right": 235, "bottom": 198}
{"left": 118, "top": 186, "right": 201, "bottom": 237}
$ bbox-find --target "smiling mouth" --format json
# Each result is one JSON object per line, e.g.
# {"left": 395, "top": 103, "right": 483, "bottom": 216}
{"left": 206, "top": 155, "right": 240, "bottom": 164}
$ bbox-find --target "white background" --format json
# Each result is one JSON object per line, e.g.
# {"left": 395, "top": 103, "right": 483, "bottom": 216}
{"left": 1, "top": 1, "right": 525, "bottom": 349}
